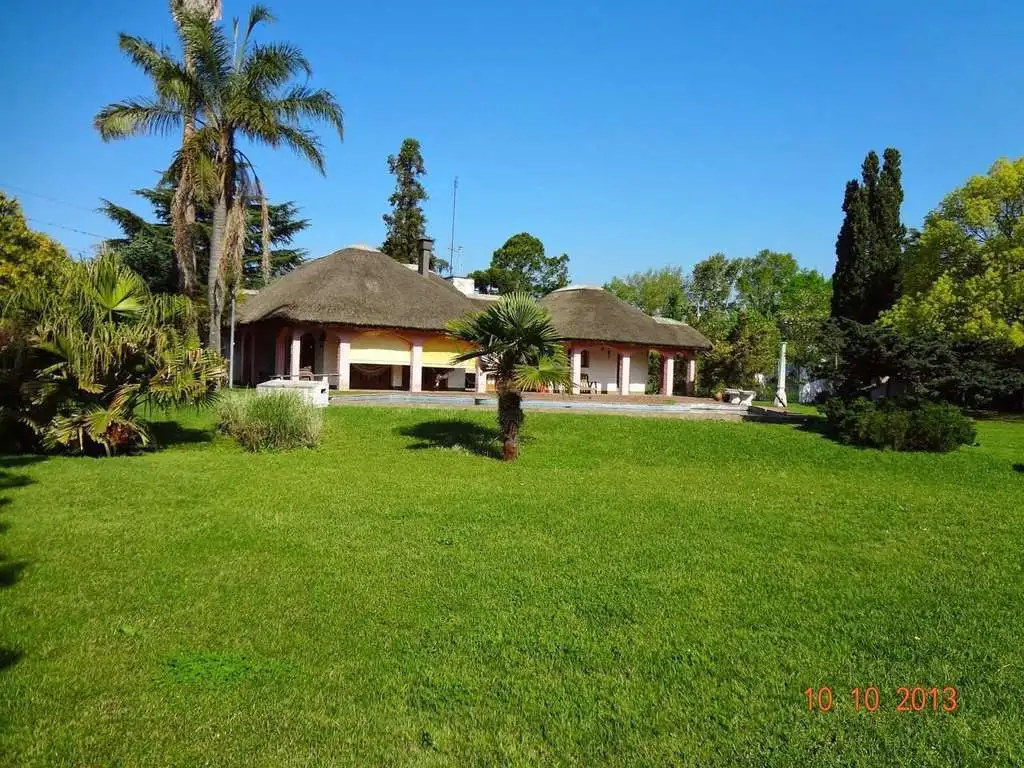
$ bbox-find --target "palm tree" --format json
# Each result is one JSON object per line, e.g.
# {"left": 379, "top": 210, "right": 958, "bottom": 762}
{"left": 447, "top": 293, "right": 570, "bottom": 461}
{"left": 166, "top": 0, "right": 223, "bottom": 297}
{"left": 95, "top": 5, "right": 344, "bottom": 351}
{"left": 4, "top": 253, "right": 224, "bottom": 455}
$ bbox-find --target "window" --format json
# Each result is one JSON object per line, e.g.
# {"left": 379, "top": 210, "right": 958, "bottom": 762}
{"left": 580, "top": 350, "right": 590, "bottom": 368}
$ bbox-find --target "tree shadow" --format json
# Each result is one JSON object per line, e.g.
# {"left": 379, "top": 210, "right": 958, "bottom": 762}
{"left": 148, "top": 420, "right": 216, "bottom": 448}
{"left": 0, "top": 456, "right": 41, "bottom": 674}
{"left": 398, "top": 420, "right": 503, "bottom": 460}
{"left": 0, "top": 647, "right": 23, "bottom": 671}
{"left": 1014, "top": 464, "right": 1023, "bottom": 473}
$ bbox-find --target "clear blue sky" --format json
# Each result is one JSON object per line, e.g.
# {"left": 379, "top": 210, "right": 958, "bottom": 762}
{"left": 1, "top": 0, "right": 1022, "bottom": 283}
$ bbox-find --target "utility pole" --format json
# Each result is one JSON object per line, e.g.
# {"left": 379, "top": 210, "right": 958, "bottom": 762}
{"left": 448, "top": 177, "right": 458, "bottom": 275}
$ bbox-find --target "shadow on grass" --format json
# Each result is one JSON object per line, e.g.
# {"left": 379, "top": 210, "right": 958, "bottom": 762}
{"left": 148, "top": 420, "right": 216, "bottom": 448}
{"left": 0, "top": 647, "right": 23, "bottom": 671}
{"left": 398, "top": 420, "right": 503, "bottom": 459}
{"left": 0, "top": 457, "right": 40, "bottom": 674}
{"left": 1014, "top": 464, "right": 1024, "bottom": 473}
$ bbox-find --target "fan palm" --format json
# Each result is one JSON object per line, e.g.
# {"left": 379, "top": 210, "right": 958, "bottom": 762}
{"left": 95, "top": 5, "right": 344, "bottom": 351}
{"left": 3, "top": 254, "right": 224, "bottom": 455}
{"left": 447, "top": 293, "right": 570, "bottom": 461}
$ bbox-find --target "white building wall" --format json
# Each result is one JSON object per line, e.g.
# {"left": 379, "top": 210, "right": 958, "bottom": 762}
{"left": 629, "top": 351, "right": 648, "bottom": 394}
{"left": 323, "top": 340, "right": 338, "bottom": 382}
{"left": 581, "top": 345, "right": 619, "bottom": 394}
{"left": 579, "top": 344, "right": 649, "bottom": 394}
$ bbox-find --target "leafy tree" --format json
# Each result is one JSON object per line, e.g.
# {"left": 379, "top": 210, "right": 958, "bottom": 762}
{"left": 102, "top": 186, "right": 308, "bottom": 292}
{"left": 0, "top": 193, "right": 69, "bottom": 295}
{"left": 0, "top": 253, "right": 223, "bottom": 455}
{"left": 883, "top": 157, "right": 1024, "bottom": 347}
{"left": 447, "top": 293, "right": 569, "bottom": 460}
{"left": 735, "top": 250, "right": 799, "bottom": 317}
{"left": 697, "top": 310, "right": 780, "bottom": 396}
{"left": 468, "top": 233, "right": 569, "bottom": 298}
{"left": 604, "top": 266, "right": 690, "bottom": 319}
{"left": 96, "top": 6, "right": 344, "bottom": 351}
{"left": 687, "top": 252, "right": 739, "bottom": 320}
{"left": 776, "top": 269, "right": 832, "bottom": 371}
{"left": 381, "top": 138, "right": 430, "bottom": 265}
{"left": 831, "top": 149, "right": 904, "bottom": 323}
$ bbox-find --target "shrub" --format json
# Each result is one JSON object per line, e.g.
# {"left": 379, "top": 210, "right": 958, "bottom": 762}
{"left": 1, "top": 253, "right": 223, "bottom": 456}
{"left": 216, "top": 391, "right": 323, "bottom": 451}
{"left": 820, "top": 397, "right": 976, "bottom": 452}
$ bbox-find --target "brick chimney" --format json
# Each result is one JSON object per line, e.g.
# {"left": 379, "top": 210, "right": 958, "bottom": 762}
{"left": 417, "top": 237, "right": 434, "bottom": 276}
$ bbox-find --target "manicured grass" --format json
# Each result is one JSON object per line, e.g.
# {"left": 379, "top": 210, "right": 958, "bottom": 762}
{"left": 1, "top": 407, "right": 1023, "bottom": 765}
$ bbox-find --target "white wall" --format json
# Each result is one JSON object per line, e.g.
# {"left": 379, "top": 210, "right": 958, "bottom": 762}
{"left": 579, "top": 345, "right": 648, "bottom": 394}
{"left": 629, "top": 351, "right": 649, "bottom": 394}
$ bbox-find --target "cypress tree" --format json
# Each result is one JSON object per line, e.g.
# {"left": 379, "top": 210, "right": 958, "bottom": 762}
{"left": 830, "top": 148, "right": 904, "bottom": 324}
{"left": 381, "top": 138, "right": 428, "bottom": 264}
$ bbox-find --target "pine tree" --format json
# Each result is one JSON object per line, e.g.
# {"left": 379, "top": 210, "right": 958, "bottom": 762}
{"left": 381, "top": 138, "right": 428, "bottom": 264}
{"left": 872, "top": 148, "right": 905, "bottom": 313}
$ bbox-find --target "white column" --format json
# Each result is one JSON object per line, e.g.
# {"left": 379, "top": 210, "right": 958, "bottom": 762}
{"left": 275, "top": 328, "right": 287, "bottom": 376}
{"left": 686, "top": 356, "right": 696, "bottom": 395}
{"left": 475, "top": 361, "right": 487, "bottom": 393}
{"left": 661, "top": 354, "right": 675, "bottom": 396}
{"left": 336, "top": 333, "right": 351, "bottom": 391}
{"left": 290, "top": 329, "right": 301, "bottom": 381}
{"left": 571, "top": 346, "right": 582, "bottom": 394}
{"left": 410, "top": 340, "right": 423, "bottom": 393}
{"left": 619, "top": 352, "right": 631, "bottom": 395}
{"left": 238, "top": 330, "right": 246, "bottom": 386}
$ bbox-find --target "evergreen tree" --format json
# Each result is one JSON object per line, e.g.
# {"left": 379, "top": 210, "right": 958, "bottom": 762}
{"left": 381, "top": 138, "right": 429, "bottom": 264}
{"left": 831, "top": 148, "right": 904, "bottom": 323}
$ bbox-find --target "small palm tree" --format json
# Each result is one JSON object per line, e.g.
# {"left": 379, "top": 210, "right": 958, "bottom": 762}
{"left": 4, "top": 254, "right": 224, "bottom": 455}
{"left": 447, "top": 293, "right": 570, "bottom": 461}
{"left": 95, "top": 5, "right": 344, "bottom": 351}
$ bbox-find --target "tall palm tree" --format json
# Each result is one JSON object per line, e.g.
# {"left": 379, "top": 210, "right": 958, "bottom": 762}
{"left": 447, "top": 294, "right": 570, "bottom": 461}
{"left": 95, "top": 5, "right": 344, "bottom": 351}
{"left": 166, "top": 0, "right": 223, "bottom": 297}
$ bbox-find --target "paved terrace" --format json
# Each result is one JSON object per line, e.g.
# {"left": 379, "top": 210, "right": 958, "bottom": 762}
{"left": 330, "top": 390, "right": 805, "bottom": 421}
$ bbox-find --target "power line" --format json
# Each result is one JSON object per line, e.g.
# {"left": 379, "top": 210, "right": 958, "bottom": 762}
{"left": 0, "top": 181, "right": 100, "bottom": 214}
{"left": 26, "top": 218, "right": 114, "bottom": 240}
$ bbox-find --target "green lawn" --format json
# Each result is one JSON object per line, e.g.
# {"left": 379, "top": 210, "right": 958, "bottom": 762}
{"left": 1, "top": 407, "right": 1022, "bottom": 766}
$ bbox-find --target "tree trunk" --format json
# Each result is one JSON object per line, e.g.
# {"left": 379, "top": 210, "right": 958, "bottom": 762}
{"left": 497, "top": 387, "right": 523, "bottom": 461}
{"left": 208, "top": 193, "right": 227, "bottom": 352}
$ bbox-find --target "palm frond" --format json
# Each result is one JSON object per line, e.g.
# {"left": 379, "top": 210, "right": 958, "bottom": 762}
{"left": 270, "top": 86, "right": 344, "bottom": 139}
{"left": 94, "top": 99, "right": 184, "bottom": 140}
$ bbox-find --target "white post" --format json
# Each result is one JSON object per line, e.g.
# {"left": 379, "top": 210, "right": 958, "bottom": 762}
{"left": 275, "top": 328, "right": 287, "bottom": 376}
{"left": 686, "top": 356, "right": 696, "bottom": 395}
{"left": 619, "top": 352, "right": 631, "bottom": 395}
{"left": 337, "top": 333, "right": 351, "bottom": 391}
{"left": 410, "top": 341, "right": 423, "bottom": 393}
{"left": 228, "top": 293, "right": 236, "bottom": 388}
{"left": 571, "top": 347, "right": 582, "bottom": 394}
{"left": 475, "top": 361, "right": 487, "bottom": 393}
{"left": 661, "top": 354, "right": 675, "bottom": 396}
{"left": 238, "top": 328, "right": 246, "bottom": 388}
{"left": 774, "top": 341, "right": 788, "bottom": 408}
{"left": 290, "top": 329, "right": 301, "bottom": 381}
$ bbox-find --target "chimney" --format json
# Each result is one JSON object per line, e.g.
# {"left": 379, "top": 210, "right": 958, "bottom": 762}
{"left": 417, "top": 237, "right": 434, "bottom": 276}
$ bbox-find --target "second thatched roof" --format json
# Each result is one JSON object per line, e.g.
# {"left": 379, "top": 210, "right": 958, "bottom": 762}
{"left": 540, "top": 286, "right": 712, "bottom": 350}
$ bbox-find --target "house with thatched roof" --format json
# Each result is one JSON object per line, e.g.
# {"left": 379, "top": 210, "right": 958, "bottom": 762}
{"left": 235, "top": 240, "right": 711, "bottom": 395}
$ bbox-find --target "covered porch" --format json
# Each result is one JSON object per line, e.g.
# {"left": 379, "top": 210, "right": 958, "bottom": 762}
{"left": 565, "top": 341, "right": 697, "bottom": 397}
{"left": 233, "top": 323, "right": 489, "bottom": 393}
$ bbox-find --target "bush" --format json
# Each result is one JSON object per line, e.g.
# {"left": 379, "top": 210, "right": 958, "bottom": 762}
{"left": 820, "top": 397, "right": 976, "bottom": 452}
{"left": 216, "top": 391, "right": 323, "bottom": 451}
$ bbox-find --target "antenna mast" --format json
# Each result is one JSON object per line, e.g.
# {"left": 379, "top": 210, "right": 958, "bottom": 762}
{"left": 448, "top": 177, "right": 459, "bottom": 275}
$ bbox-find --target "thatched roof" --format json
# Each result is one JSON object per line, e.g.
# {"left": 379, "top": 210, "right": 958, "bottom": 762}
{"left": 540, "top": 286, "right": 712, "bottom": 350}
{"left": 238, "top": 246, "right": 479, "bottom": 330}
